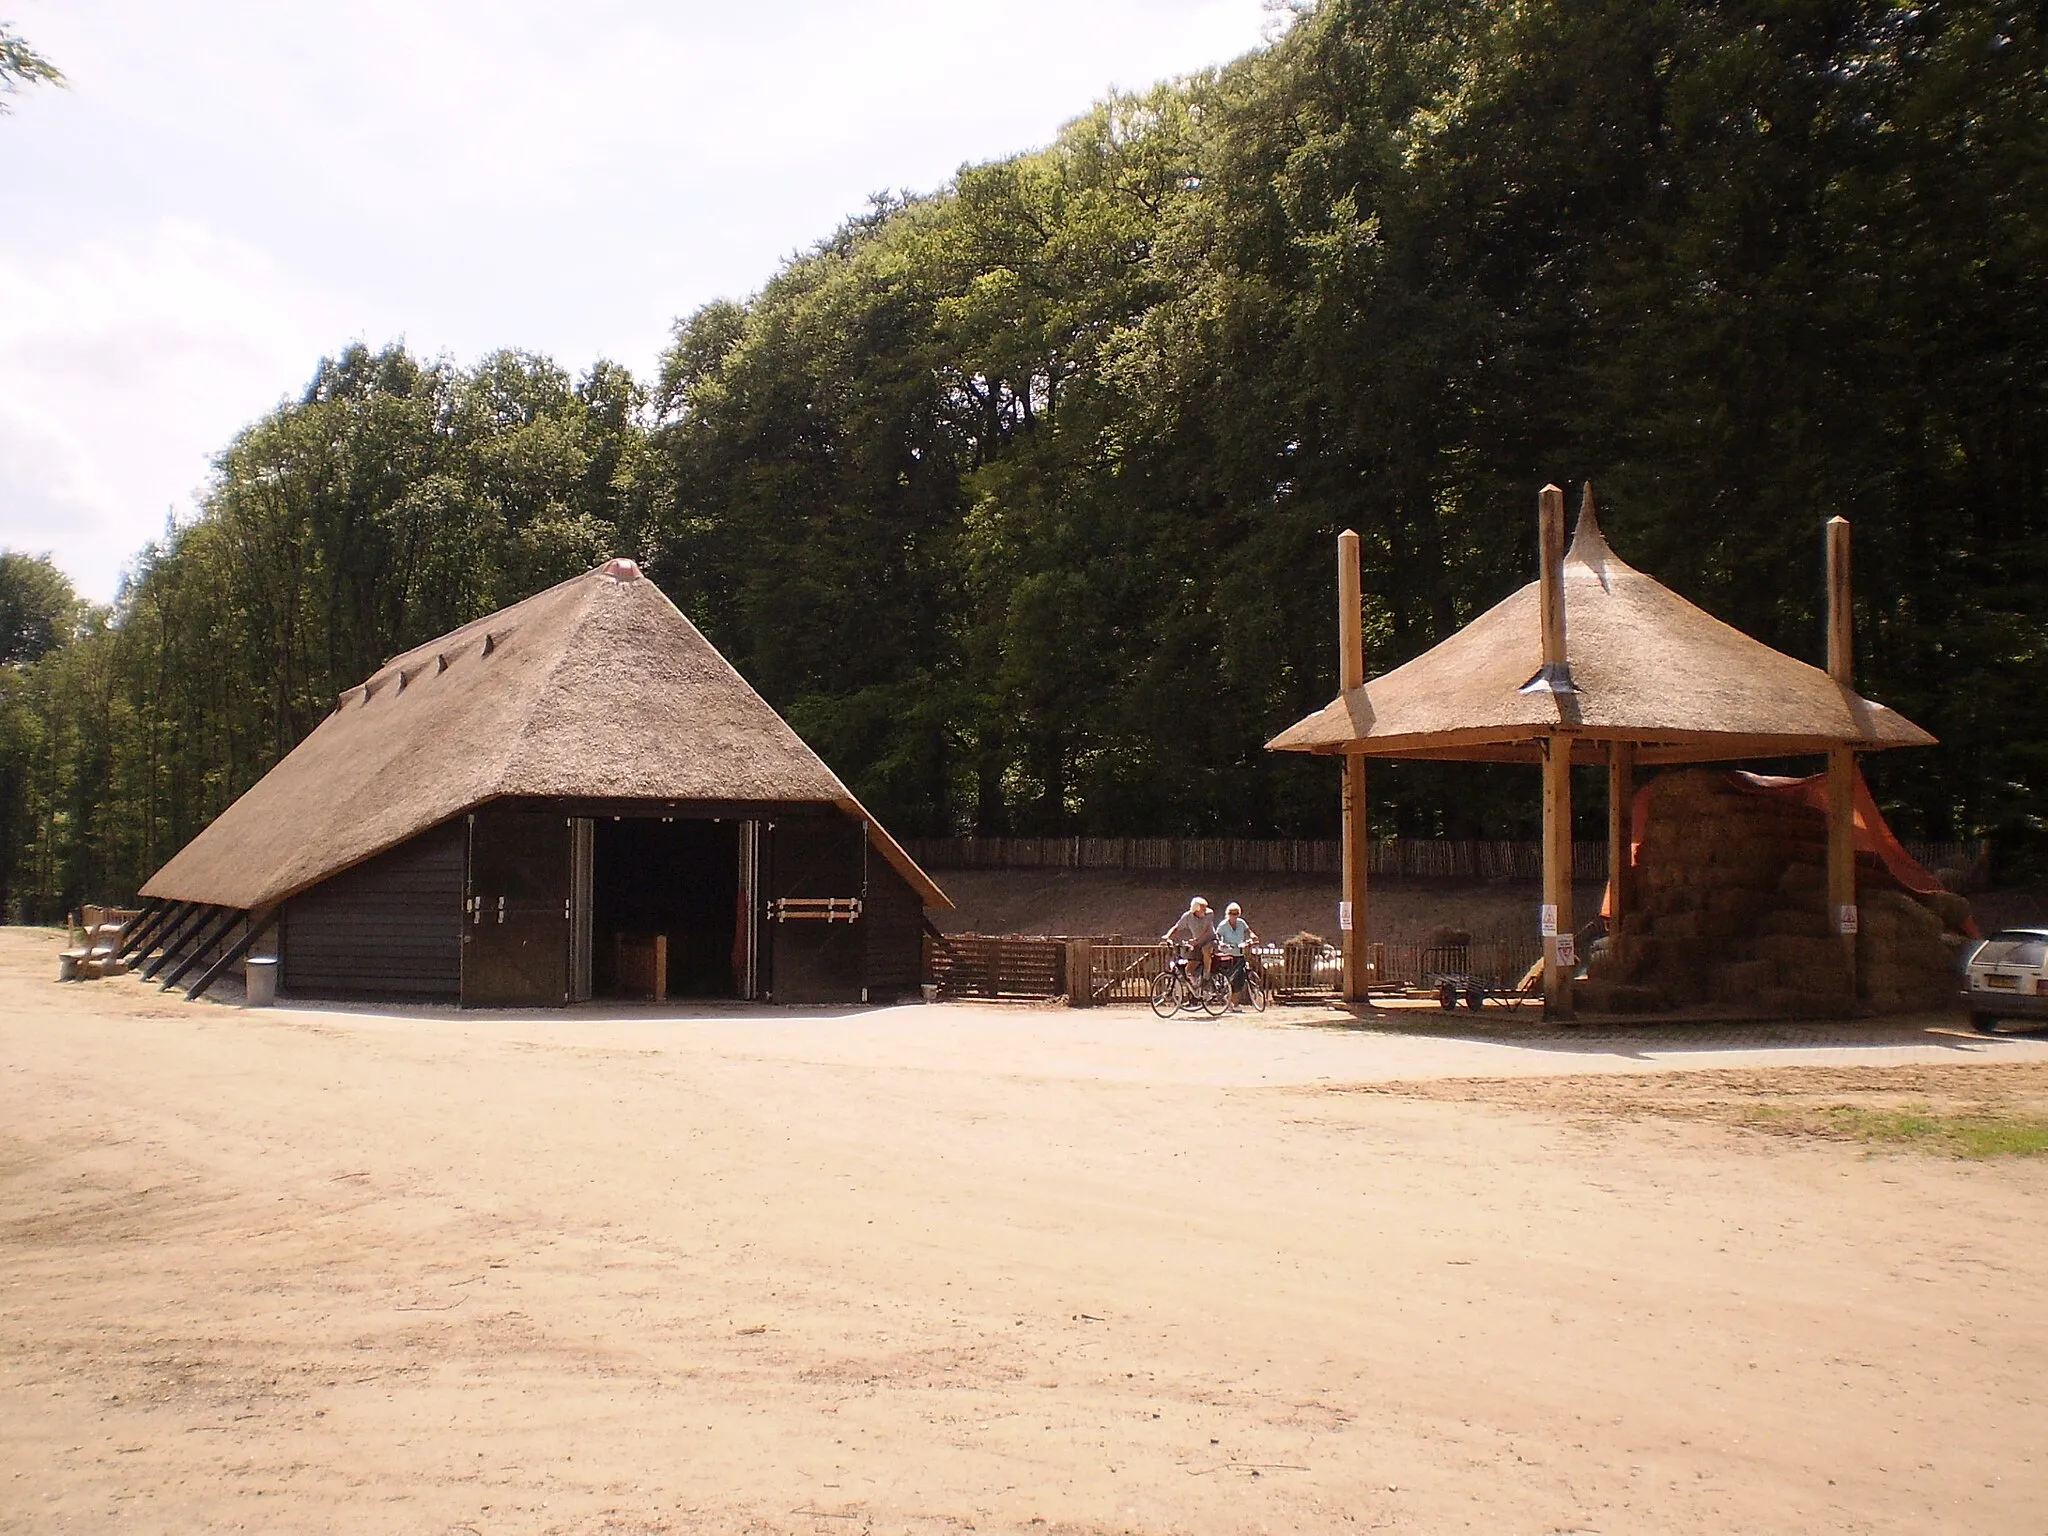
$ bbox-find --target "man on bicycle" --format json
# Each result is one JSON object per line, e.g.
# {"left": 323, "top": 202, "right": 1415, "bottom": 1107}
{"left": 1214, "top": 902, "right": 1257, "bottom": 1001}
{"left": 1164, "top": 896, "right": 1216, "bottom": 975}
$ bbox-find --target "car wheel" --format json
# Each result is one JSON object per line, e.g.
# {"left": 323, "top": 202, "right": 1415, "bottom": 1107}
{"left": 1971, "top": 1012, "right": 2000, "bottom": 1035}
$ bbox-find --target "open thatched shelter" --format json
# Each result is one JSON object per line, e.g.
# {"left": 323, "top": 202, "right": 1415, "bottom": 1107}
{"left": 129, "top": 559, "right": 949, "bottom": 1007}
{"left": 1268, "top": 498, "right": 1929, "bottom": 764}
{"left": 1268, "top": 488, "right": 1935, "bottom": 1017}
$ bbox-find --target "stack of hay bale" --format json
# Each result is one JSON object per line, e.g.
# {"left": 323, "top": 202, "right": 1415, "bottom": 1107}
{"left": 1579, "top": 770, "right": 1971, "bottom": 1017}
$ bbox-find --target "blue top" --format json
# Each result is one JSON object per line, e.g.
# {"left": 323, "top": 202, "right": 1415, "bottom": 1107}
{"left": 1214, "top": 917, "right": 1251, "bottom": 954}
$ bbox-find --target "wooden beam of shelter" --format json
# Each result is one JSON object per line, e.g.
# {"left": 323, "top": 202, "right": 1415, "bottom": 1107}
{"left": 126, "top": 899, "right": 187, "bottom": 964}
{"left": 183, "top": 908, "right": 277, "bottom": 1001}
{"left": 1337, "top": 528, "right": 1368, "bottom": 1002}
{"left": 116, "top": 899, "right": 170, "bottom": 961}
{"left": 1538, "top": 485, "right": 1574, "bottom": 1019}
{"left": 1826, "top": 516, "right": 1858, "bottom": 985}
{"left": 158, "top": 906, "right": 243, "bottom": 992}
{"left": 1607, "top": 740, "right": 1635, "bottom": 933}
{"left": 142, "top": 903, "right": 211, "bottom": 980}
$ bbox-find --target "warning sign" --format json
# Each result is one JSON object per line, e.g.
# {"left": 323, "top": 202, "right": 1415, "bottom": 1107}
{"left": 1539, "top": 903, "right": 1558, "bottom": 938}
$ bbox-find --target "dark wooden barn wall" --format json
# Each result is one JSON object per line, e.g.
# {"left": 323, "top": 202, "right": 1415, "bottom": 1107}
{"left": 863, "top": 858, "right": 926, "bottom": 1001}
{"left": 282, "top": 820, "right": 465, "bottom": 998}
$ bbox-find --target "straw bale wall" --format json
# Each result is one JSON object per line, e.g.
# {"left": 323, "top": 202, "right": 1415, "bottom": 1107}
{"left": 1580, "top": 770, "right": 1970, "bottom": 1017}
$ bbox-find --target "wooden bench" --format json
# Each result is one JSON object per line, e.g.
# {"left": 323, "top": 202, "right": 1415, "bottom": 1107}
{"left": 59, "top": 904, "right": 141, "bottom": 981}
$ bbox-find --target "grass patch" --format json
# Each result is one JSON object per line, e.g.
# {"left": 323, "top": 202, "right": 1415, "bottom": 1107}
{"left": 1339, "top": 1064, "right": 2048, "bottom": 1159}
{"left": 1743, "top": 1102, "right": 2048, "bottom": 1157}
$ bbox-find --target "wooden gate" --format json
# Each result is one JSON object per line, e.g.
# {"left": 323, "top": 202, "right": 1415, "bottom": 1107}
{"left": 763, "top": 816, "right": 867, "bottom": 1004}
{"left": 462, "top": 811, "right": 572, "bottom": 1007}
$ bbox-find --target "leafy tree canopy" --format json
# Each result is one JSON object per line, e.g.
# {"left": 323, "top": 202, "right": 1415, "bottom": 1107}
{"left": 8, "top": 0, "right": 2045, "bottom": 914}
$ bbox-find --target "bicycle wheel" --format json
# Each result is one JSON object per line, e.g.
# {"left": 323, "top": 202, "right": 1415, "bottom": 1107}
{"left": 1245, "top": 968, "right": 1270, "bottom": 1012}
{"left": 1150, "top": 970, "right": 1180, "bottom": 1018}
{"left": 1200, "top": 968, "right": 1231, "bottom": 1017}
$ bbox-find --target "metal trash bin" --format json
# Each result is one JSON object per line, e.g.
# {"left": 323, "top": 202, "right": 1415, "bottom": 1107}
{"left": 244, "top": 955, "right": 278, "bottom": 1007}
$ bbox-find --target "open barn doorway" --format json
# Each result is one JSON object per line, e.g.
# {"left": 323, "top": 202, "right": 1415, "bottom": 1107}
{"left": 590, "top": 818, "right": 742, "bottom": 1000}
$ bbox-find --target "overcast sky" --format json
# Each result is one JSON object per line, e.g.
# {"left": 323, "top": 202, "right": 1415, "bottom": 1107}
{"left": 0, "top": 0, "right": 1276, "bottom": 603}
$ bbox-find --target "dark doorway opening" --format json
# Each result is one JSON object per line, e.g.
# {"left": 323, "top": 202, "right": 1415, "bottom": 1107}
{"left": 592, "top": 818, "right": 742, "bottom": 999}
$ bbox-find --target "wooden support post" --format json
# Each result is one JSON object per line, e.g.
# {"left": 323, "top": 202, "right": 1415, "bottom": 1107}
{"left": 1538, "top": 484, "right": 1574, "bottom": 1019}
{"left": 142, "top": 903, "right": 210, "bottom": 981}
{"left": 1825, "top": 516, "right": 1858, "bottom": 988}
{"left": 1337, "top": 529, "right": 1369, "bottom": 1002}
{"left": 1539, "top": 486, "right": 1568, "bottom": 673}
{"left": 1607, "top": 740, "right": 1635, "bottom": 935}
{"left": 128, "top": 899, "right": 188, "bottom": 965}
{"left": 116, "top": 899, "right": 170, "bottom": 961}
{"left": 654, "top": 934, "right": 668, "bottom": 1005}
{"left": 1543, "top": 738, "right": 1574, "bottom": 1019}
{"left": 184, "top": 908, "right": 277, "bottom": 1002}
{"left": 157, "top": 906, "right": 242, "bottom": 992}
{"left": 1066, "top": 936, "right": 1094, "bottom": 1006}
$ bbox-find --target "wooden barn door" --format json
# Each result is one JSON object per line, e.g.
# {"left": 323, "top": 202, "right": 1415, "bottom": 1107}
{"left": 463, "top": 811, "right": 572, "bottom": 1006}
{"left": 762, "top": 816, "right": 867, "bottom": 1004}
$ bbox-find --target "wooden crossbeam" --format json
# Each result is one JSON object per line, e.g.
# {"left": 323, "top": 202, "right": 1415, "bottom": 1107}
{"left": 769, "top": 897, "right": 864, "bottom": 922}
{"left": 158, "top": 907, "right": 242, "bottom": 992}
{"left": 123, "top": 900, "right": 183, "bottom": 963}
{"left": 184, "top": 908, "right": 277, "bottom": 1002}
{"left": 143, "top": 904, "right": 213, "bottom": 981}
{"left": 115, "top": 900, "right": 167, "bottom": 960}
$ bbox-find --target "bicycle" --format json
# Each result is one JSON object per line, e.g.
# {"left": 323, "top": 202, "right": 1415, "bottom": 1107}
{"left": 1222, "top": 951, "right": 1271, "bottom": 1013}
{"left": 1150, "top": 945, "right": 1231, "bottom": 1018}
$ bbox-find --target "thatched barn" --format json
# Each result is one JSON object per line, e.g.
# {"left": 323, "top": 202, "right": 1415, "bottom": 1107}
{"left": 132, "top": 559, "right": 949, "bottom": 1007}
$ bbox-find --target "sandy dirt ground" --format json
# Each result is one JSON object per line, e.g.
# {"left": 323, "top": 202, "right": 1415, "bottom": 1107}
{"left": 5, "top": 928, "right": 2048, "bottom": 1535}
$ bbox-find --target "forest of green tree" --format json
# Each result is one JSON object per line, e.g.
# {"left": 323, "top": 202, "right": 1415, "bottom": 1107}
{"left": 5, "top": 0, "right": 2044, "bottom": 917}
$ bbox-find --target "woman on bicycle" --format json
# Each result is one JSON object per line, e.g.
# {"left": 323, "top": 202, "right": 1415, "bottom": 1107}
{"left": 1214, "top": 902, "right": 1256, "bottom": 1001}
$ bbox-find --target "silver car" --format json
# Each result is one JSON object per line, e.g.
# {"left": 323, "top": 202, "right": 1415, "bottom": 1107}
{"left": 1963, "top": 928, "right": 2048, "bottom": 1032}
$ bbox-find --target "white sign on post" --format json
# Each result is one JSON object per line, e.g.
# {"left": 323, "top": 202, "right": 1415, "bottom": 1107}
{"left": 1555, "top": 933, "right": 1577, "bottom": 968}
{"left": 1338, "top": 901, "right": 1354, "bottom": 932}
{"left": 1836, "top": 903, "right": 1860, "bottom": 936}
{"left": 1538, "top": 903, "right": 1559, "bottom": 938}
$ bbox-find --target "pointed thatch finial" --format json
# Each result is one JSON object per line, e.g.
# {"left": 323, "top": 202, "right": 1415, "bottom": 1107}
{"left": 1568, "top": 480, "right": 1610, "bottom": 557}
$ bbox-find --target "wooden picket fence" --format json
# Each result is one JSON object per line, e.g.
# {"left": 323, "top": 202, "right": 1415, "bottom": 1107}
{"left": 904, "top": 834, "right": 1990, "bottom": 887}
{"left": 927, "top": 930, "right": 1550, "bottom": 1006}
{"left": 924, "top": 934, "right": 1067, "bottom": 999}
{"left": 909, "top": 836, "right": 1601, "bottom": 880}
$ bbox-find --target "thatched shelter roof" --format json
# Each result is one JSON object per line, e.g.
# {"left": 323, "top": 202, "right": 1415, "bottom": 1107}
{"left": 1268, "top": 501, "right": 1934, "bottom": 764}
{"left": 142, "top": 561, "right": 950, "bottom": 911}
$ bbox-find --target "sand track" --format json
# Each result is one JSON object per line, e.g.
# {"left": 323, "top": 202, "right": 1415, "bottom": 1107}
{"left": 3, "top": 929, "right": 2045, "bottom": 1534}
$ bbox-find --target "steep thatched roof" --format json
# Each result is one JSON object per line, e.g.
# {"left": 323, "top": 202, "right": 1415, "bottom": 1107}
{"left": 1268, "top": 502, "right": 1934, "bottom": 763}
{"left": 142, "top": 561, "right": 950, "bottom": 910}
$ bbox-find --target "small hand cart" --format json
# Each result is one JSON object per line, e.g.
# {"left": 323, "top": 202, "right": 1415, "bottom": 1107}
{"left": 1426, "top": 962, "right": 1543, "bottom": 1012}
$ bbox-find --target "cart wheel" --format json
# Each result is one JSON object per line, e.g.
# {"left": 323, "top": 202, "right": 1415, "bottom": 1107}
{"left": 1465, "top": 985, "right": 1485, "bottom": 1011}
{"left": 1437, "top": 981, "right": 1459, "bottom": 1011}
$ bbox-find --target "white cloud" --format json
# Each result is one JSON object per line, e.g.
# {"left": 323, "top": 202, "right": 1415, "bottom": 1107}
{"left": 0, "top": 219, "right": 357, "bottom": 598}
{"left": 0, "top": 0, "right": 1274, "bottom": 602}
